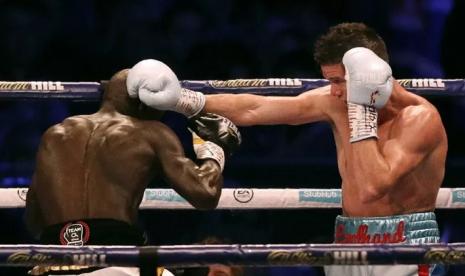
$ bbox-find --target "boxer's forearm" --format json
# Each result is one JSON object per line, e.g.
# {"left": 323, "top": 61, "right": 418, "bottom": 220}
{"left": 205, "top": 91, "right": 329, "bottom": 126}
{"left": 205, "top": 94, "right": 262, "bottom": 126}
{"left": 349, "top": 139, "right": 392, "bottom": 203}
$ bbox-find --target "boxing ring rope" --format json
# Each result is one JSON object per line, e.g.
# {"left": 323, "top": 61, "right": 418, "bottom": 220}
{"left": 1, "top": 79, "right": 464, "bottom": 272}
{"left": 1, "top": 188, "right": 465, "bottom": 209}
{"left": 0, "top": 78, "right": 464, "bottom": 99}
{"left": 1, "top": 243, "right": 465, "bottom": 267}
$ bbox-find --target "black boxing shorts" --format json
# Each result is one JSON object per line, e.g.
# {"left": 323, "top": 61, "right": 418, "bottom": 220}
{"left": 40, "top": 219, "right": 146, "bottom": 246}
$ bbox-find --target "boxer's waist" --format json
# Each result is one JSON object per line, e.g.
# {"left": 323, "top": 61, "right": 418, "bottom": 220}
{"left": 334, "top": 212, "right": 439, "bottom": 244}
{"left": 40, "top": 218, "right": 146, "bottom": 246}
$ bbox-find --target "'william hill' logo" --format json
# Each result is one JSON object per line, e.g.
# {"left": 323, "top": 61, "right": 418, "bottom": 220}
{"left": 210, "top": 78, "right": 302, "bottom": 88}
{"left": 0, "top": 81, "right": 65, "bottom": 91}
{"left": 398, "top": 79, "right": 445, "bottom": 89}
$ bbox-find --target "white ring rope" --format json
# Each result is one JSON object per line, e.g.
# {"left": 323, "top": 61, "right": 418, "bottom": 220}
{"left": 2, "top": 188, "right": 464, "bottom": 209}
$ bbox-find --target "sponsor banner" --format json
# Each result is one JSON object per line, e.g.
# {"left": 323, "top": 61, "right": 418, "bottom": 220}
{"left": 233, "top": 189, "right": 254, "bottom": 203}
{"left": 143, "top": 189, "right": 187, "bottom": 203}
{"left": 299, "top": 189, "right": 341, "bottom": 204}
{"left": 0, "top": 82, "right": 102, "bottom": 100}
{"left": 209, "top": 78, "right": 303, "bottom": 88}
{"left": 0, "top": 82, "right": 100, "bottom": 92}
{"left": 451, "top": 189, "right": 465, "bottom": 204}
{"left": 398, "top": 79, "right": 446, "bottom": 89}
{"left": 17, "top": 188, "right": 28, "bottom": 202}
{"left": 397, "top": 79, "right": 465, "bottom": 96}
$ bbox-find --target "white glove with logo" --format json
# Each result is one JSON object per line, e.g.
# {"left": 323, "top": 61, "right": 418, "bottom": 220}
{"left": 342, "top": 47, "right": 393, "bottom": 142}
{"left": 126, "top": 59, "right": 205, "bottom": 117}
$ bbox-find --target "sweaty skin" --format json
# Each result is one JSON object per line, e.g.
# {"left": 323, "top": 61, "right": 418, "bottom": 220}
{"left": 204, "top": 63, "right": 447, "bottom": 217}
{"left": 25, "top": 70, "right": 222, "bottom": 237}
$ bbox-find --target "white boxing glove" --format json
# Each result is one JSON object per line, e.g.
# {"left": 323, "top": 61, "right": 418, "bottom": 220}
{"left": 126, "top": 59, "right": 205, "bottom": 117}
{"left": 343, "top": 47, "right": 393, "bottom": 143}
{"left": 343, "top": 47, "right": 393, "bottom": 109}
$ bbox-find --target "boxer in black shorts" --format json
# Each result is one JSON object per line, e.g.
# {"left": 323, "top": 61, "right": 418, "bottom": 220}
{"left": 25, "top": 67, "right": 240, "bottom": 275}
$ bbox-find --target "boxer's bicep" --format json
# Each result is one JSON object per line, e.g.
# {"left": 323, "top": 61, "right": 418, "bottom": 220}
{"left": 383, "top": 108, "right": 442, "bottom": 183}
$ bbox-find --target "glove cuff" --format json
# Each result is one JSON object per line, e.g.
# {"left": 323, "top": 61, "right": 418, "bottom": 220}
{"left": 175, "top": 88, "right": 206, "bottom": 118}
{"left": 193, "top": 134, "right": 225, "bottom": 171}
{"left": 348, "top": 102, "right": 378, "bottom": 143}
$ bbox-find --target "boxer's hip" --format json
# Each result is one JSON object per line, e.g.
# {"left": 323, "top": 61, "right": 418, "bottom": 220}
{"left": 40, "top": 218, "right": 146, "bottom": 246}
{"left": 334, "top": 212, "right": 440, "bottom": 244}
{"left": 325, "top": 212, "right": 444, "bottom": 276}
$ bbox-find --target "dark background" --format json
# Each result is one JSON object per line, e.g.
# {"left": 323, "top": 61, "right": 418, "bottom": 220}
{"left": 1, "top": 0, "right": 465, "bottom": 275}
